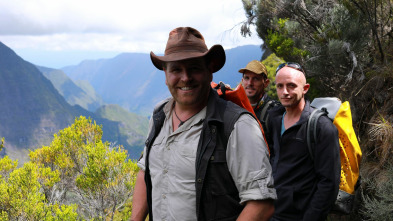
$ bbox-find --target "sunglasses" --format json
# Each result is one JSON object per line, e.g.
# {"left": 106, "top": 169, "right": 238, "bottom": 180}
{"left": 276, "top": 62, "right": 306, "bottom": 75}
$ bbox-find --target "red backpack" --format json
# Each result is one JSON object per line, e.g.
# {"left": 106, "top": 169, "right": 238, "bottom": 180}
{"left": 211, "top": 81, "right": 269, "bottom": 152}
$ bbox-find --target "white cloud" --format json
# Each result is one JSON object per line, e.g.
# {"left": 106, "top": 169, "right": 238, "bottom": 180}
{"left": 0, "top": 0, "right": 262, "bottom": 67}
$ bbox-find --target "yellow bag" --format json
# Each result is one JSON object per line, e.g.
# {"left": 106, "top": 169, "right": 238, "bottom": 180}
{"left": 333, "top": 101, "right": 362, "bottom": 195}
{"left": 308, "top": 98, "right": 362, "bottom": 214}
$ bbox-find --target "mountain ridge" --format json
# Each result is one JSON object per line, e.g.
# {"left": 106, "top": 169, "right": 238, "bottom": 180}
{"left": 37, "top": 66, "right": 105, "bottom": 112}
{"left": 62, "top": 45, "right": 263, "bottom": 115}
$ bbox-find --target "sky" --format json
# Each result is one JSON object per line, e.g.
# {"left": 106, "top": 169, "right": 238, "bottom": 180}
{"left": 0, "top": 0, "right": 263, "bottom": 68}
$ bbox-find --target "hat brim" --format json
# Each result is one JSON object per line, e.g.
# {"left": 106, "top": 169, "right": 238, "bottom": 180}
{"left": 238, "top": 67, "right": 268, "bottom": 77}
{"left": 238, "top": 68, "right": 248, "bottom": 73}
{"left": 150, "top": 44, "right": 225, "bottom": 73}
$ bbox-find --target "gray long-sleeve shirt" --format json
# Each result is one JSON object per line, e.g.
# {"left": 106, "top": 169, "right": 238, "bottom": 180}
{"left": 138, "top": 98, "right": 276, "bottom": 221}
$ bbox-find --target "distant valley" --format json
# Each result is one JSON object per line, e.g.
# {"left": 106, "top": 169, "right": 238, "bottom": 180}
{"left": 0, "top": 41, "right": 263, "bottom": 163}
{"left": 0, "top": 42, "right": 148, "bottom": 162}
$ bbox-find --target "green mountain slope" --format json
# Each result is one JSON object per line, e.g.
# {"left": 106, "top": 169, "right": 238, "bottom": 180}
{"left": 38, "top": 66, "right": 148, "bottom": 159}
{"left": 0, "top": 42, "right": 143, "bottom": 163}
{"left": 38, "top": 66, "right": 104, "bottom": 111}
{"left": 0, "top": 42, "right": 75, "bottom": 162}
{"left": 95, "top": 104, "right": 149, "bottom": 159}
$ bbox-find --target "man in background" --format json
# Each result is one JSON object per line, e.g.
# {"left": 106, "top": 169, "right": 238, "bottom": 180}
{"left": 131, "top": 27, "right": 276, "bottom": 221}
{"left": 267, "top": 62, "right": 340, "bottom": 220}
{"left": 239, "top": 60, "right": 280, "bottom": 136}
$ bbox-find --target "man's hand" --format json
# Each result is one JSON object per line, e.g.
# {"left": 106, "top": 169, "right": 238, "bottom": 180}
{"left": 237, "top": 199, "right": 274, "bottom": 221}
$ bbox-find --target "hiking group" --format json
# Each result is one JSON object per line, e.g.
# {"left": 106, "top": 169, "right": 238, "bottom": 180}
{"left": 131, "top": 27, "right": 361, "bottom": 221}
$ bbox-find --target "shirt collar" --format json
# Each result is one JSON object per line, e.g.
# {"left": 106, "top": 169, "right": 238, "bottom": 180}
{"left": 255, "top": 93, "right": 268, "bottom": 109}
{"left": 163, "top": 98, "right": 206, "bottom": 133}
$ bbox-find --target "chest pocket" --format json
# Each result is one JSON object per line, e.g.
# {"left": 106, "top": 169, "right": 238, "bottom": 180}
{"left": 294, "top": 123, "right": 307, "bottom": 142}
{"left": 178, "top": 141, "right": 198, "bottom": 158}
{"left": 295, "top": 123, "right": 310, "bottom": 157}
{"left": 168, "top": 140, "right": 198, "bottom": 183}
{"left": 281, "top": 124, "right": 309, "bottom": 160}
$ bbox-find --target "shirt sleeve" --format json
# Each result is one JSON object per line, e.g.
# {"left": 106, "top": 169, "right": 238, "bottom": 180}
{"left": 226, "top": 114, "right": 277, "bottom": 204}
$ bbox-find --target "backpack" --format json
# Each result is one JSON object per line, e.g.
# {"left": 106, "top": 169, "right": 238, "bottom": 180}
{"left": 211, "top": 81, "right": 256, "bottom": 117}
{"left": 307, "top": 97, "right": 362, "bottom": 215}
{"left": 211, "top": 81, "right": 269, "bottom": 152}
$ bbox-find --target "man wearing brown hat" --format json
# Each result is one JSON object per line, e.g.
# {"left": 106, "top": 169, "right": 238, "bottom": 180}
{"left": 239, "top": 60, "right": 280, "bottom": 136}
{"left": 131, "top": 27, "right": 276, "bottom": 221}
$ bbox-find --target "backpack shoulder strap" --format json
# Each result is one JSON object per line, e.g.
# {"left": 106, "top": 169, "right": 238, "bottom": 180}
{"left": 306, "top": 108, "right": 328, "bottom": 161}
{"left": 260, "top": 100, "right": 280, "bottom": 134}
{"left": 260, "top": 100, "right": 274, "bottom": 122}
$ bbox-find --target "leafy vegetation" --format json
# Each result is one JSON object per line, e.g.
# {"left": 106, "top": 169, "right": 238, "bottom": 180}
{"left": 361, "top": 165, "right": 393, "bottom": 220}
{"left": 0, "top": 137, "right": 78, "bottom": 220}
{"left": 261, "top": 53, "right": 284, "bottom": 99}
{"left": 0, "top": 117, "right": 139, "bottom": 220}
{"left": 241, "top": 0, "right": 393, "bottom": 219}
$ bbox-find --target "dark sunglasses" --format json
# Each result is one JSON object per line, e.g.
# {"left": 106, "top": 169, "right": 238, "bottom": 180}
{"left": 276, "top": 62, "right": 306, "bottom": 75}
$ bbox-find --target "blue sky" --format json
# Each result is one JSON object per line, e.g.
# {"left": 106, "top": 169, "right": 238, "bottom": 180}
{"left": 0, "top": 0, "right": 262, "bottom": 68}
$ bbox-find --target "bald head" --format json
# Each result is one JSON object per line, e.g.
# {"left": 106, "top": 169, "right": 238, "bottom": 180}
{"left": 275, "top": 66, "right": 310, "bottom": 110}
{"left": 276, "top": 66, "right": 307, "bottom": 86}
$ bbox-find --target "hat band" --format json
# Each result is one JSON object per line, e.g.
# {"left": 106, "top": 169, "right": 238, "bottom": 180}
{"left": 165, "top": 45, "right": 207, "bottom": 55}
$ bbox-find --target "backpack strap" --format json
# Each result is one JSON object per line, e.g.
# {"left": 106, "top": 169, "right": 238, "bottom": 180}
{"left": 306, "top": 108, "right": 328, "bottom": 161}
{"left": 260, "top": 100, "right": 280, "bottom": 134}
{"left": 260, "top": 100, "right": 273, "bottom": 123}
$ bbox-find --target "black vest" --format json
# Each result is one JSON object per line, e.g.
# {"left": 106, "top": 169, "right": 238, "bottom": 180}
{"left": 144, "top": 90, "right": 251, "bottom": 221}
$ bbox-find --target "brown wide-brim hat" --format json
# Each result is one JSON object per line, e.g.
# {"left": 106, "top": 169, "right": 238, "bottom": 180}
{"left": 150, "top": 27, "right": 226, "bottom": 73}
{"left": 238, "top": 60, "right": 267, "bottom": 77}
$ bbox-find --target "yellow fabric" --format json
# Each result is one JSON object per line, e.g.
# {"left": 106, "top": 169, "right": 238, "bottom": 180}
{"left": 333, "top": 101, "right": 362, "bottom": 194}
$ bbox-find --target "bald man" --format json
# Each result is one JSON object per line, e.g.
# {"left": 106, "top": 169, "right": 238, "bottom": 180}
{"left": 266, "top": 63, "right": 340, "bottom": 221}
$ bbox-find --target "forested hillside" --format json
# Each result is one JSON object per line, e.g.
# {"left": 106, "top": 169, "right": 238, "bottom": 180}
{"left": 241, "top": 0, "right": 393, "bottom": 219}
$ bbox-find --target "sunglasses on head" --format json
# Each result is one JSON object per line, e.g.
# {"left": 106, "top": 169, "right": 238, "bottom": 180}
{"left": 276, "top": 62, "right": 306, "bottom": 75}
